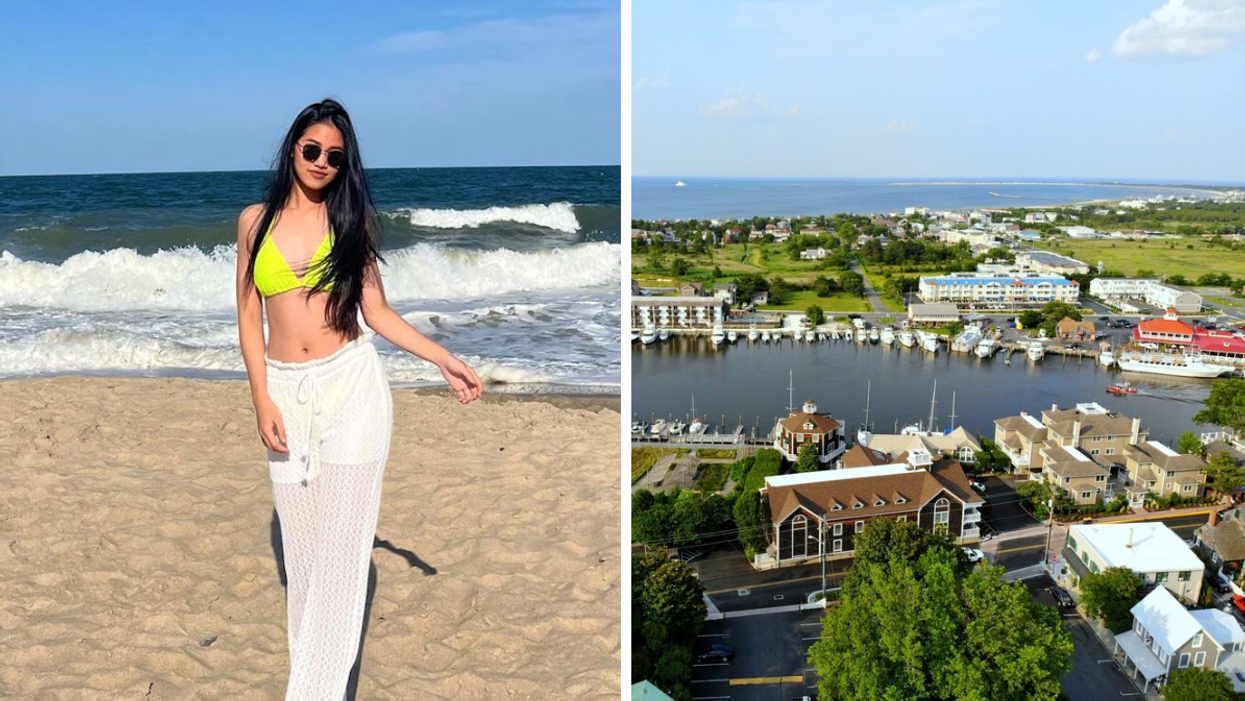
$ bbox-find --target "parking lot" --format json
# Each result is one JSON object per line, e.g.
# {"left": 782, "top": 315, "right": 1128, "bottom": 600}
{"left": 690, "top": 610, "right": 823, "bottom": 701}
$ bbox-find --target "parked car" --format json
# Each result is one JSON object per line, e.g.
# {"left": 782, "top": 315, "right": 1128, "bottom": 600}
{"left": 1210, "top": 575, "right": 1233, "bottom": 594}
{"left": 962, "top": 547, "right": 986, "bottom": 564}
{"left": 1231, "top": 595, "right": 1245, "bottom": 613}
{"left": 1098, "top": 316, "right": 1110, "bottom": 321}
{"left": 968, "top": 478, "right": 986, "bottom": 492}
{"left": 695, "top": 644, "right": 735, "bottom": 663}
{"left": 1048, "top": 585, "right": 1074, "bottom": 608}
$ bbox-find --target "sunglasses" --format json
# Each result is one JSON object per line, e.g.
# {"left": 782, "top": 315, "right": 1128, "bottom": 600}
{"left": 297, "top": 142, "right": 346, "bottom": 170}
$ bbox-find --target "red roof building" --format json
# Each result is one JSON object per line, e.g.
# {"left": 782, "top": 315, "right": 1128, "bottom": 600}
{"left": 1134, "top": 309, "right": 1194, "bottom": 346}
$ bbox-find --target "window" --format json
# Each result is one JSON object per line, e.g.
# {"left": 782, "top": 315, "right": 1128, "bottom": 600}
{"left": 792, "top": 516, "right": 808, "bottom": 559}
{"left": 833, "top": 523, "right": 843, "bottom": 536}
{"left": 833, "top": 539, "right": 842, "bottom": 553}
{"left": 831, "top": 504, "right": 842, "bottom": 511}
{"left": 897, "top": 515, "right": 907, "bottom": 522}
{"left": 1167, "top": 470, "right": 1176, "bottom": 478}
{"left": 1178, "top": 653, "right": 1190, "bottom": 669}
{"left": 1080, "top": 491, "right": 1091, "bottom": 500}
{"left": 896, "top": 497, "right": 906, "bottom": 504}
{"left": 1156, "top": 572, "right": 1169, "bottom": 583}
{"left": 1184, "top": 484, "right": 1194, "bottom": 492}
{"left": 1179, "top": 571, "right": 1191, "bottom": 581}
{"left": 1194, "top": 651, "right": 1205, "bottom": 667}
{"left": 1064, "top": 477, "right": 1072, "bottom": 484}
{"left": 1105, "top": 447, "right": 1114, "bottom": 455}
{"left": 855, "top": 520, "right": 865, "bottom": 534}
{"left": 1193, "top": 632, "right": 1204, "bottom": 648}
{"left": 874, "top": 498, "right": 885, "bottom": 506}
{"left": 852, "top": 501, "right": 863, "bottom": 509}
{"left": 934, "top": 498, "right": 950, "bottom": 534}
{"left": 1090, "top": 449, "right": 1099, "bottom": 455}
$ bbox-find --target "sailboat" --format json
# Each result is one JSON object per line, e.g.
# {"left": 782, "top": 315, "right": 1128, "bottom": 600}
{"left": 901, "top": 380, "right": 944, "bottom": 437}
{"left": 856, "top": 380, "right": 873, "bottom": 447}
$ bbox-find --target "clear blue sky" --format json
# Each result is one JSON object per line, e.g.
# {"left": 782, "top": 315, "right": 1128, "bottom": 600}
{"left": 633, "top": 0, "right": 1245, "bottom": 182}
{"left": 0, "top": 1, "right": 620, "bottom": 175}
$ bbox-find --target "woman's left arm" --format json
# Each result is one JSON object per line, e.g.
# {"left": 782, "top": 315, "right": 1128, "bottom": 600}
{"left": 360, "top": 261, "right": 484, "bottom": 404}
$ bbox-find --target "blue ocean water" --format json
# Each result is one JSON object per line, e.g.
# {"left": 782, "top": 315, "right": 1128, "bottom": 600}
{"left": 632, "top": 176, "right": 1233, "bottom": 220}
{"left": 0, "top": 166, "right": 621, "bottom": 392}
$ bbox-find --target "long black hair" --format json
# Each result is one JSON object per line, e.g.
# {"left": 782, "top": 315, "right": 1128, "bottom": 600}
{"left": 243, "top": 98, "right": 384, "bottom": 336}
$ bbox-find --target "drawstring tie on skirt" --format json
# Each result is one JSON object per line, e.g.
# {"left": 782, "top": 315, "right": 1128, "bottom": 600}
{"left": 295, "top": 372, "right": 322, "bottom": 487}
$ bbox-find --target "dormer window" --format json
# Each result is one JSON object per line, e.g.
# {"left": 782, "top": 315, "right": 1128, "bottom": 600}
{"left": 852, "top": 501, "right": 863, "bottom": 509}
{"left": 874, "top": 498, "right": 885, "bottom": 506}
{"left": 831, "top": 503, "right": 842, "bottom": 511}
{"left": 895, "top": 496, "right": 907, "bottom": 504}
{"left": 803, "top": 422, "right": 815, "bottom": 430}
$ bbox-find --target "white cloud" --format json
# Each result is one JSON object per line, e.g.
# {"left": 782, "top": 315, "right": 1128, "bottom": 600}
{"left": 882, "top": 119, "right": 916, "bottom": 133}
{"left": 700, "top": 88, "right": 797, "bottom": 120}
{"left": 1113, "top": 0, "right": 1245, "bottom": 59}
{"left": 1086, "top": 49, "right": 1101, "bottom": 62}
{"left": 633, "top": 75, "right": 669, "bottom": 93}
{"left": 373, "top": 13, "right": 617, "bottom": 59}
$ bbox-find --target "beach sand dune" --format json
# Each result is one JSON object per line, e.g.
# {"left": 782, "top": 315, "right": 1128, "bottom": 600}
{"left": 0, "top": 377, "right": 621, "bottom": 700}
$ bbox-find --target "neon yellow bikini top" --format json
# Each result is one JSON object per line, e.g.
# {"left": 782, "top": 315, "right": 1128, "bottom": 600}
{"left": 254, "top": 217, "right": 336, "bottom": 298}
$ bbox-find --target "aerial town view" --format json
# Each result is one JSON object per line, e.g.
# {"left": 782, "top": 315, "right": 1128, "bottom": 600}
{"left": 629, "top": 2, "right": 1245, "bottom": 701}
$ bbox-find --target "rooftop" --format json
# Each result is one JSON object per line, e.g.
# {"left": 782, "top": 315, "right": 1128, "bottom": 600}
{"left": 1071, "top": 522, "right": 1203, "bottom": 573}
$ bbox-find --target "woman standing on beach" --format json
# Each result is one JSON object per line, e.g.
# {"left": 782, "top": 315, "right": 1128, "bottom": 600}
{"left": 235, "top": 98, "right": 483, "bottom": 699}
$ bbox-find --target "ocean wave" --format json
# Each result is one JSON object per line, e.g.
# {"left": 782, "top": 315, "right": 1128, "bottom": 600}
{"left": 0, "top": 241, "right": 619, "bottom": 311}
{"left": 389, "top": 202, "right": 581, "bottom": 233}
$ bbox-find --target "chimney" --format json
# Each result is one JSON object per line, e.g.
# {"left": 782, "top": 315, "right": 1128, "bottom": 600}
{"left": 1052, "top": 403, "right": 1059, "bottom": 413}
{"left": 1072, "top": 420, "right": 1082, "bottom": 447}
{"left": 1126, "top": 528, "right": 1133, "bottom": 549}
{"left": 1210, "top": 509, "right": 1220, "bottom": 527}
{"left": 1131, "top": 417, "right": 1141, "bottom": 445}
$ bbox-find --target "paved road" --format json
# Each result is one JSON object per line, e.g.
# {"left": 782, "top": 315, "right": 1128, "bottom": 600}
{"left": 691, "top": 610, "right": 822, "bottom": 701}
{"left": 848, "top": 260, "right": 890, "bottom": 314}
{"left": 697, "top": 549, "right": 851, "bottom": 612}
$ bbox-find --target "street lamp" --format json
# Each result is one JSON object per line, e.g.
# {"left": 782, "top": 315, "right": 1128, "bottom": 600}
{"left": 1043, "top": 497, "right": 1055, "bottom": 572}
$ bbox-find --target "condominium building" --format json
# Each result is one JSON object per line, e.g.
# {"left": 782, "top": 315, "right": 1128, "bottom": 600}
{"left": 630, "top": 296, "right": 728, "bottom": 329}
{"left": 1089, "top": 278, "right": 1202, "bottom": 313}
{"left": 919, "top": 273, "right": 1079, "bottom": 305}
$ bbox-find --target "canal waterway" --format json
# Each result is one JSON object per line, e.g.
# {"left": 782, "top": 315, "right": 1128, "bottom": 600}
{"left": 632, "top": 338, "right": 1215, "bottom": 446}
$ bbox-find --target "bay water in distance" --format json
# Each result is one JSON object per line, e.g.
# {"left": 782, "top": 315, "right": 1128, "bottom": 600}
{"left": 632, "top": 176, "right": 1234, "bottom": 220}
{"left": 0, "top": 166, "right": 621, "bottom": 393}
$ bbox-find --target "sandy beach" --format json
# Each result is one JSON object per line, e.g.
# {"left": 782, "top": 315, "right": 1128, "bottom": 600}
{"left": 0, "top": 377, "right": 621, "bottom": 700}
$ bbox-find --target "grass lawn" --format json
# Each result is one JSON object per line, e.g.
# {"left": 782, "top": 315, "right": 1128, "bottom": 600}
{"left": 631, "top": 447, "right": 681, "bottom": 484}
{"left": 695, "top": 448, "right": 738, "bottom": 459}
{"left": 695, "top": 463, "right": 730, "bottom": 494}
{"left": 1034, "top": 238, "right": 1245, "bottom": 279}
{"left": 1206, "top": 295, "right": 1244, "bottom": 308}
{"left": 759, "top": 290, "right": 871, "bottom": 313}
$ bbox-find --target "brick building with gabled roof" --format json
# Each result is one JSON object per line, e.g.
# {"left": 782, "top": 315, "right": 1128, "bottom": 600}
{"left": 760, "top": 450, "right": 984, "bottom": 566}
{"left": 773, "top": 399, "right": 846, "bottom": 465}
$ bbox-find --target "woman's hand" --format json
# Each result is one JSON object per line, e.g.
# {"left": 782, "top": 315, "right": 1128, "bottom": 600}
{"left": 254, "top": 396, "right": 289, "bottom": 453}
{"left": 438, "top": 355, "right": 484, "bottom": 405}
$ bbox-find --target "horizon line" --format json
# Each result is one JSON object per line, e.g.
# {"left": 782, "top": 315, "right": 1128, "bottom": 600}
{"left": 0, "top": 163, "right": 623, "bottom": 179}
{"left": 633, "top": 175, "right": 1245, "bottom": 187}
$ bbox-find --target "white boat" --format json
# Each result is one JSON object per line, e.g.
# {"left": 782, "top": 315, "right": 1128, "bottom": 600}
{"left": 1099, "top": 350, "right": 1115, "bottom": 367}
{"left": 630, "top": 328, "right": 640, "bottom": 342}
{"left": 689, "top": 418, "right": 705, "bottom": 434}
{"left": 868, "top": 328, "right": 880, "bottom": 344}
{"left": 727, "top": 330, "right": 738, "bottom": 343}
{"left": 817, "top": 332, "right": 827, "bottom": 342}
{"left": 975, "top": 338, "right": 998, "bottom": 359}
{"left": 880, "top": 327, "right": 896, "bottom": 345}
{"left": 710, "top": 324, "right": 725, "bottom": 346}
{"left": 1117, "top": 348, "right": 1234, "bottom": 378}
{"left": 951, "top": 327, "right": 983, "bottom": 353}
{"left": 844, "top": 329, "right": 853, "bottom": 341}
{"left": 640, "top": 324, "right": 657, "bottom": 345}
{"left": 761, "top": 330, "right": 771, "bottom": 343}
{"left": 920, "top": 332, "right": 939, "bottom": 354}
{"left": 748, "top": 327, "right": 759, "bottom": 343}
{"left": 806, "top": 330, "right": 816, "bottom": 342}
{"left": 631, "top": 420, "right": 646, "bottom": 434}
{"left": 668, "top": 420, "right": 685, "bottom": 435}
{"left": 856, "top": 327, "right": 868, "bottom": 344}
{"left": 852, "top": 317, "right": 865, "bottom": 330}
{"left": 649, "top": 419, "right": 667, "bottom": 435}
{"left": 898, "top": 329, "right": 916, "bottom": 348}
{"left": 1027, "top": 342, "right": 1044, "bottom": 362}
{"left": 658, "top": 328, "right": 670, "bottom": 342}
{"left": 674, "top": 181, "right": 686, "bottom": 187}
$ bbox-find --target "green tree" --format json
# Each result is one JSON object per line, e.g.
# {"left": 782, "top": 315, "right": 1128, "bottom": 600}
{"left": 794, "top": 441, "right": 821, "bottom": 473}
{"left": 945, "top": 321, "right": 964, "bottom": 338}
{"left": 670, "top": 257, "right": 690, "bottom": 277}
{"left": 1163, "top": 667, "right": 1235, "bottom": 701}
{"left": 808, "top": 523, "right": 1070, "bottom": 701}
{"left": 812, "top": 275, "right": 838, "bottom": 296}
{"left": 840, "top": 270, "right": 866, "bottom": 298}
{"left": 711, "top": 264, "right": 722, "bottom": 278}
{"left": 1019, "top": 310, "right": 1043, "bottom": 329}
{"left": 1079, "top": 566, "right": 1142, "bottom": 632}
{"left": 1194, "top": 379, "right": 1245, "bottom": 438}
{"left": 632, "top": 554, "right": 707, "bottom": 699}
{"left": 1176, "top": 431, "right": 1204, "bottom": 456}
{"left": 806, "top": 304, "right": 826, "bottom": 326}
{"left": 1203, "top": 450, "right": 1245, "bottom": 497}
{"left": 732, "top": 489, "right": 767, "bottom": 555}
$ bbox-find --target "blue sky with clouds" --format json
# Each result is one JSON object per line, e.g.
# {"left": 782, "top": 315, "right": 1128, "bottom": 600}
{"left": 0, "top": 1, "right": 620, "bottom": 175}
{"left": 633, "top": 0, "right": 1245, "bottom": 182}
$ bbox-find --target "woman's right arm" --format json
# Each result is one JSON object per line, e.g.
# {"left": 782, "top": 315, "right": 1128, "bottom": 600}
{"left": 236, "top": 205, "right": 288, "bottom": 453}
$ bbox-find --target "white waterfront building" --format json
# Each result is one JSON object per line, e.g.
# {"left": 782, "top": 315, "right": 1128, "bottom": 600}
{"left": 919, "top": 273, "right": 1079, "bottom": 305}
{"left": 1089, "top": 278, "right": 1202, "bottom": 314}
{"left": 630, "top": 296, "right": 729, "bottom": 330}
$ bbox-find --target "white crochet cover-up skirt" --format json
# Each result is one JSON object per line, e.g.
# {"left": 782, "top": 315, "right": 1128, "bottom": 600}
{"left": 264, "top": 332, "right": 393, "bottom": 701}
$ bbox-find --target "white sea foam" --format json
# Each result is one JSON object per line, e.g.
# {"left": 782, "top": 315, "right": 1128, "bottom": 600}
{"left": 0, "top": 241, "right": 619, "bottom": 311}
{"left": 392, "top": 202, "right": 580, "bottom": 233}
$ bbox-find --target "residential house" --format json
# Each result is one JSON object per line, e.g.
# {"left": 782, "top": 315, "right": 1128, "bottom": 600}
{"left": 994, "top": 412, "right": 1049, "bottom": 473}
{"left": 760, "top": 449, "right": 985, "bottom": 566}
{"left": 713, "top": 282, "right": 737, "bottom": 306}
{"left": 860, "top": 426, "right": 983, "bottom": 467}
{"left": 751, "top": 290, "right": 769, "bottom": 306}
{"left": 1065, "top": 522, "right": 1204, "bottom": 604}
{"left": 1122, "top": 441, "right": 1206, "bottom": 506}
{"left": 907, "top": 303, "right": 960, "bottom": 326}
{"left": 1056, "top": 317, "right": 1096, "bottom": 341}
{"left": 678, "top": 282, "right": 705, "bottom": 297}
{"left": 800, "top": 248, "right": 830, "bottom": 260}
{"left": 995, "top": 402, "right": 1147, "bottom": 485}
{"left": 1035, "top": 443, "right": 1109, "bottom": 506}
{"left": 1111, "top": 586, "right": 1245, "bottom": 694}
{"left": 1194, "top": 506, "right": 1245, "bottom": 591}
{"left": 772, "top": 399, "right": 846, "bottom": 466}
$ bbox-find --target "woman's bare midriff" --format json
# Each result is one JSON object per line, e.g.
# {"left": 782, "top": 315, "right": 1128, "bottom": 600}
{"left": 264, "top": 290, "right": 359, "bottom": 362}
